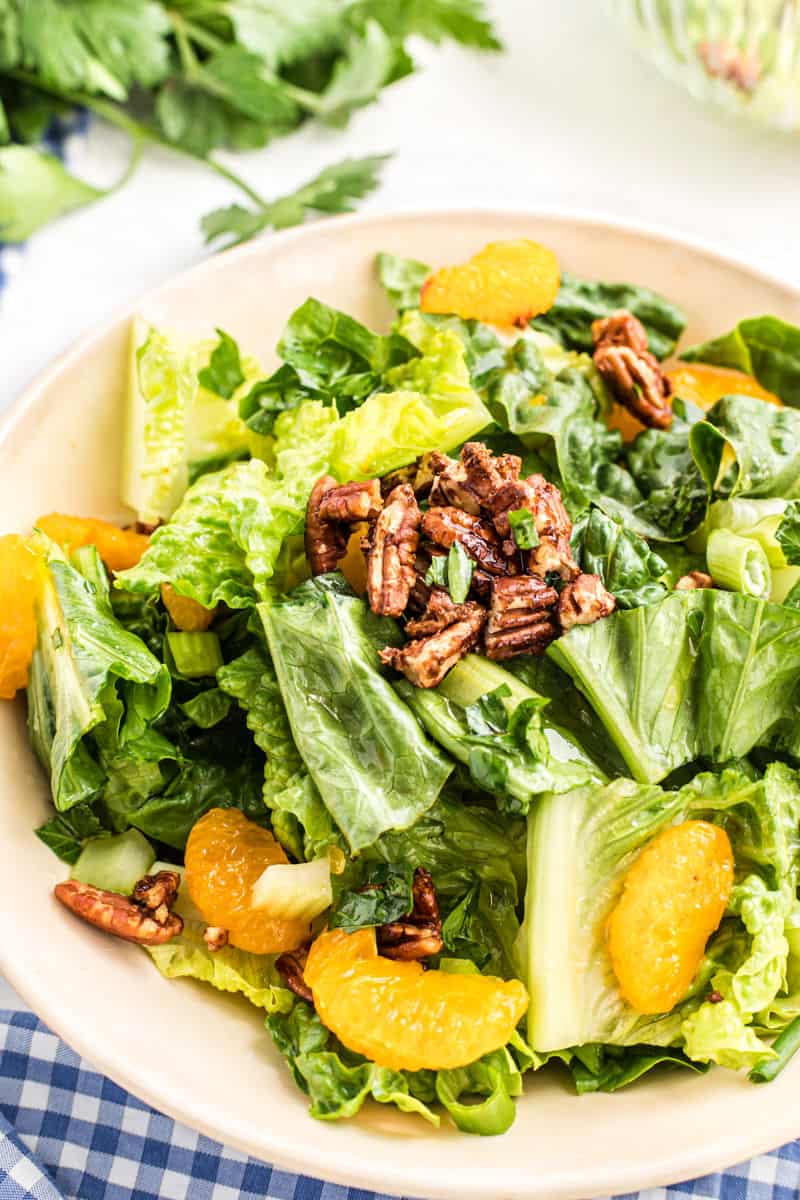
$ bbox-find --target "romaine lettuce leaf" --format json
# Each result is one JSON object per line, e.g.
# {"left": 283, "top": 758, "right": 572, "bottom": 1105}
{"left": 262, "top": 576, "right": 452, "bottom": 852}
{"left": 521, "top": 763, "right": 800, "bottom": 1060}
{"left": 681, "top": 315, "right": 800, "bottom": 405}
{"left": 690, "top": 395, "right": 800, "bottom": 500}
{"left": 548, "top": 589, "right": 800, "bottom": 783}
{"left": 147, "top": 919, "right": 293, "bottom": 1012}
{"left": 122, "top": 318, "right": 195, "bottom": 526}
{"left": 569, "top": 1044, "right": 708, "bottom": 1093}
{"left": 217, "top": 643, "right": 341, "bottom": 859}
{"left": 570, "top": 507, "right": 669, "bottom": 609}
{"left": 531, "top": 272, "right": 687, "bottom": 360}
{"left": 187, "top": 332, "right": 264, "bottom": 470}
{"left": 396, "top": 654, "right": 604, "bottom": 815}
{"left": 376, "top": 250, "right": 430, "bottom": 312}
{"left": 27, "top": 539, "right": 170, "bottom": 812}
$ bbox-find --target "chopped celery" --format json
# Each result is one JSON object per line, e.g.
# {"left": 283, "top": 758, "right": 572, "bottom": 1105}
{"left": 167, "top": 631, "right": 223, "bottom": 678}
{"left": 71, "top": 829, "right": 155, "bottom": 894}
{"left": 707, "top": 529, "right": 771, "bottom": 599}
{"left": 251, "top": 858, "right": 332, "bottom": 922}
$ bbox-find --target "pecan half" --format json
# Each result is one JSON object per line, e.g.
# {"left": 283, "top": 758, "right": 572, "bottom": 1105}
{"left": 485, "top": 576, "right": 559, "bottom": 660}
{"left": 55, "top": 874, "right": 183, "bottom": 946}
{"left": 422, "top": 506, "right": 511, "bottom": 576}
{"left": 203, "top": 926, "right": 229, "bottom": 952}
{"left": 380, "top": 604, "right": 486, "bottom": 688}
{"left": 276, "top": 946, "right": 313, "bottom": 1003}
{"left": 592, "top": 310, "right": 672, "bottom": 430}
{"left": 306, "top": 476, "right": 382, "bottom": 576}
{"left": 698, "top": 40, "right": 761, "bottom": 93}
{"left": 490, "top": 474, "right": 579, "bottom": 580}
{"left": 131, "top": 870, "right": 181, "bottom": 925}
{"left": 429, "top": 443, "right": 522, "bottom": 515}
{"left": 406, "top": 588, "right": 484, "bottom": 638}
{"left": 558, "top": 573, "right": 616, "bottom": 632}
{"left": 377, "top": 867, "right": 443, "bottom": 962}
{"left": 674, "top": 570, "right": 713, "bottom": 591}
{"left": 366, "top": 483, "right": 421, "bottom": 617}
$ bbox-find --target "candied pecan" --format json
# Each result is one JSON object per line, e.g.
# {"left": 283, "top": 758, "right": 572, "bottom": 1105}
{"left": 377, "top": 867, "right": 443, "bottom": 962}
{"left": 133, "top": 519, "right": 163, "bottom": 536}
{"left": 422, "top": 506, "right": 511, "bottom": 576}
{"left": 380, "top": 605, "right": 486, "bottom": 688}
{"left": 131, "top": 871, "right": 181, "bottom": 926}
{"left": 276, "top": 947, "right": 313, "bottom": 1003}
{"left": 592, "top": 310, "right": 672, "bottom": 430}
{"left": 381, "top": 452, "right": 443, "bottom": 499}
{"left": 406, "top": 589, "right": 485, "bottom": 638}
{"left": 490, "top": 475, "right": 579, "bottom": 580}
{"left": 674, "top": 570, "right": 713, "bottom": 591}
{"left": 485, "top": 576, "right": 559, "bottom": 660}
{"left": 698, "top": 39, "right": 761, "bottom": 93}
{"left": 558, "top": 573, "right": 616, "bottom": 632}
{"left": 203, "top": 926, "right": 229, "bottom": 952}
{"left": 430, "top": 443, "right": 521, "bottom": 516}
{"left": 318, "top": 479, "right": 382, "bottom": 524}
{"left": 55, "top": 877, "right": 183, "bottom": 946}
{"left": 366, "top": 483, "right": 421, "bottom": 617}
{"left": 305, "top": 476, "right": 347, "bottom": 575}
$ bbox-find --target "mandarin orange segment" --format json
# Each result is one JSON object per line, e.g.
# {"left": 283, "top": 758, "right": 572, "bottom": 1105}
{"left": 36, "top": 514, "right": 150, "bottom": 572}
{"left": 160, "top": 584, "right": 217, "bottom": 632}
{"left": 420, "top": 239, "right": 560, "bottom": 328}
{"left": 666, "top": 364, "right": 782, "bottom": 412}
{"left": 0, "top": 535, "right": 41, "bottom": 700}
{"left": 607, "top": 821, "right": 734, "bottom": 1015}
{"left": 184, "top": 808, "right": 310, "bottom": 954}
{"left": 305, "top": 927, "right": 528, "bottom": 1072}
{"left": 603, "top": 403, "right": 653, "bottom": 443}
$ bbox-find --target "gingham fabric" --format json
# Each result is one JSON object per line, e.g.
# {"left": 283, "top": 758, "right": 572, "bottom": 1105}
{"left": 1, "top": 1010, "right": 799, "bottom": 1200}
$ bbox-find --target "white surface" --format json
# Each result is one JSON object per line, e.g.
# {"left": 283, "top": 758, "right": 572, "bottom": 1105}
{"left": 2, "top": 211, "right": 800, "bottom": 1200}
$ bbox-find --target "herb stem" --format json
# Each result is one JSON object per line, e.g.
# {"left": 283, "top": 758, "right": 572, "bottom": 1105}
{"left": 748, "top": 1015, "right": 800, "bottom": 1083}
{"left": 6, "top": 68, "right": 270, "bottom": 210}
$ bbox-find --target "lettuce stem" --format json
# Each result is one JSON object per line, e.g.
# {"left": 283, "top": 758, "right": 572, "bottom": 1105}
{"left": 707, "top": 530, "right": 771, "bottom": 599}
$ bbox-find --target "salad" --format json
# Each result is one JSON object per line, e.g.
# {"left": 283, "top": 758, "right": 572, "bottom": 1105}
{"left": 4, "top": 236, "right": 800, "bottom": 1136}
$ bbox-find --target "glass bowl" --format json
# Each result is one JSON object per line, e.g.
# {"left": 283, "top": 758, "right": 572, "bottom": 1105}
{"left": 608, "top": 0, "right": 800, "bottom": 131}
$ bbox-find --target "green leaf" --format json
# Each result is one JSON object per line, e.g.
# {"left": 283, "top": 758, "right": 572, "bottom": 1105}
{"left": 223, "top": 0, "right": 343, "bottom": 69}
{"left": 531, "top": 272, "right": 687, "bottom": 360}
{"left": 690, "top": 396, "right": 800, "bottom": 500}
{"left": 351, "top": 0, "right": 501, "bottom": 50}
{"left": 548, "top": 589, "right": 800, "bottom": 783}
{"left": 330, "top": 862, "right": 414, "bottom": 931}
{"left": 310, "top": 20, "right": 396, "bottom": 127}
{"left": 17, "top": 0, "right": 171, "bottom": 98}
{"left": 376, "top": 251, "right": 430, "bottom": 311}
{"left": 571, "top": 507, "right": 668, "bottom": 609}
{"left": 681, "top": 316, "right": 800, "bottom": 406}
{"left": 0, "top": 145, "right": 103, "bottom": 242}
{"left": 508, "top": 508, "right": 539, "bottom": 551}
{"left": 777, "top": 501, "right": 800, "bottom": 566}
{"left": 570, "top": 1046, "right": 708, "bottom": 1094}
{"left": 201, "top": 154, "right": 389, "bottom": 250}
{"left": 262, "top": 577, "right": 453, "bottom": 852}
{"left": 196, "top": 328, "right": 245, "bottom": 400}
{"left": 148, "top": 919, "right": 293, "bottom": 1012}
{"left": 179, "top": 687, "right": 232, "bottom": 729}
{"left": 35, "top": 803, "right": 108, "bottom": 864}
{"left": 446, "top": 541, "right": 474, "bottom": 603}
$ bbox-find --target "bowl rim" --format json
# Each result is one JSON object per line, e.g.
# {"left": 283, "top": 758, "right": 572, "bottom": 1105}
{"left": 3, "top": 207, "right": 800, "bottom": 1200}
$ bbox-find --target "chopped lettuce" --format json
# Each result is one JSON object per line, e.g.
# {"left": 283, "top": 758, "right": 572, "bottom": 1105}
{"left": 27, "top": 538, "right": 170, "bottom": 812}
{"left": 396, "top": 654, "right": 604, "bottom": 814}
{"left": 549, "top": 589, "right": 800, "bottom": 783}
{"left": 147, "top": 920, "right": 293, "bottom": 1013}
{"left": 262, "top": 576, "right": 452, "bottom": 852}
{"left": 376, "top": 250, "right": 431, "bottom": 312}
{"left": 681, "top": 315, "right": 800, "bottom": 406}
{"left": 521, "top": 763, "right": 800, "bottom": 1066}
{"left": 122, "top": 318, "right": 195, "bottom": 526}
{"left": 531, "top": 272, "right": 687, "bottom": 360}
{"left": 690, "top": 396, "right": 800, "bottom": 500}
{"left": 571, "top": 507, "right": 669, "bottom": 609}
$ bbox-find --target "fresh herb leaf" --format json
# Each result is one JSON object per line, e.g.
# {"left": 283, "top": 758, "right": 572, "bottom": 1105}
{"left": 309, "top": 21, "right": 396, "bottom": 127}
{"left": 507, "top": 508, "right": 538, "bottom": 550}
{"left": 376, "top": 250, "right": 430, "bottom": 311}
{"left": 201, "top": 154, "right": 390, "bottom": 249}
{"left": 197, "top": 328, "right": 245, "bottom": 400}
{"left": 0, "top": 144, "right": 103, "bottom": 241}
{"left": 330, "top": 863, "right": 414, "bottom": 932}
{"left": 447, "top": 542, "right": 474, "bottom": 603}
{"left": 353, "top": 0, "right": 502, "bottom": 50}
{"left": 35, "top": 803, "right": 108, "bottom": 864}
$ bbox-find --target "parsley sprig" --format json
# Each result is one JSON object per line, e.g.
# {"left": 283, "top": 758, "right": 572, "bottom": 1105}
{"left": 0, "top": 1, "right": 500, "bottom": 246}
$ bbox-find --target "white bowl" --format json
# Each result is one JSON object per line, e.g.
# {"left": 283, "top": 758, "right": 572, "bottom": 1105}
{"left": 2, "top": 211, "right": 800, "bottom": 1200}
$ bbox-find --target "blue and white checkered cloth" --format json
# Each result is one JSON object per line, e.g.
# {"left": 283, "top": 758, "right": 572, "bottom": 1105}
{"left": 1, "top": 1009, "right": 800, "bottom": 1200}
